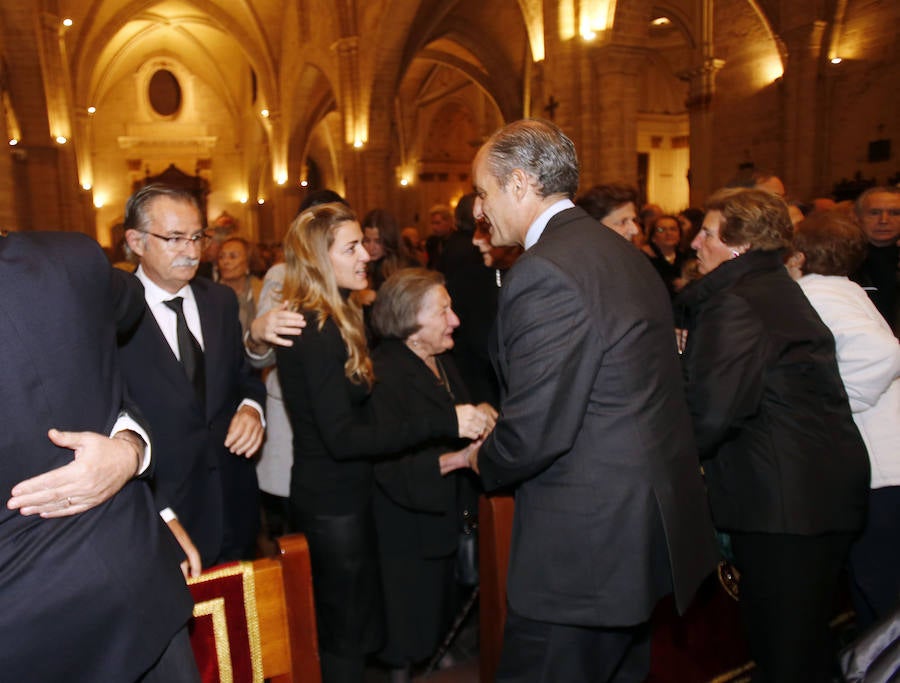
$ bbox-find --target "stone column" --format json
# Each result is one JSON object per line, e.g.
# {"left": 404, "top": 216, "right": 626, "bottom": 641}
{"left": 781, "top": 21, "right": 827, "bottom": 199}
{"left": 578, "top": 44, "right": 647, "bottom": 189}
{"left": 681, "top": 57, "right": 724, "bottom": 207}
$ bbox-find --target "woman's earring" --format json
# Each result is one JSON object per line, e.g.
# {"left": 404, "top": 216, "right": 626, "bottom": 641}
{"left": 731, "top": 250, "right": 741, "bottom": 258}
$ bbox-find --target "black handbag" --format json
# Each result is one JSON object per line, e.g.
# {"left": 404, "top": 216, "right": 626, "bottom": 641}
{"left": 455, "top": 509, "right": 479, "bottom": 587}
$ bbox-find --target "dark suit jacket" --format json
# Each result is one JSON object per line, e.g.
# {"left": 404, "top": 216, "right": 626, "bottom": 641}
{"left": 478, "top": 206, "right": 718, "bottom": 628}
{"left": 119, "top": 275, "right": 265, "bottom": 565}
{"left": 0, "top": 232, "right": 192, "bottom": 681}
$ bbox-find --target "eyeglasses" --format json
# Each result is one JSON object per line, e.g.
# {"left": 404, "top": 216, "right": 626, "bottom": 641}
{"left": 141, "top": 230, "right": 211, "bottom": 250}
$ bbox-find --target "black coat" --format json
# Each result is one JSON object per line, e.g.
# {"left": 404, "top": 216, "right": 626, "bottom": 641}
{"left": 675, "top": 249, "right": 870, "bottom": 534}
{"left": 371, "top": 339, "right": 470, "bottom": 663}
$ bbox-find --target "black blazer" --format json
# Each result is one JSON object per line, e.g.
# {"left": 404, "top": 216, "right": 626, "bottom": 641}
{"left": 676, "top": 249, "right": 870, "bottom": 534}
{"left": 119, "top": 275, "right": 265, "bottom": 565}
{"left": 478, "top": 206, "right": 718, "bottom": 627}
{"left": 0, "top": 232, "right": 192, "bottom": 681}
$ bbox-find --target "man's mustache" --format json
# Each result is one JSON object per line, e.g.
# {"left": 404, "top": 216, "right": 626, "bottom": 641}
{"left": 172, "top": 257, "right": 199, "bottom": 268}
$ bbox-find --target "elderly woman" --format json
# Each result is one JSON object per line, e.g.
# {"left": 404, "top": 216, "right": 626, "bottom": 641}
{"left": 788, "top": 210, "right": 900, "bottom": 630}
{"left": 275, "top": 203, "right": 490, "bottom": 683}
{"left": 369, "top": 268, "right": 491, "bottom": 682}
{"left": 217, "top": 236, "right": 263, "bottom": 335}
{"left": 675, "top": 188, "right": 870, "bottom": 682}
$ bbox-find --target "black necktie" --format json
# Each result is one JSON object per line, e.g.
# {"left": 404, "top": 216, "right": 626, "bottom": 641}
{"left": 163, "top": 297, "right": 205, "bottom": 403}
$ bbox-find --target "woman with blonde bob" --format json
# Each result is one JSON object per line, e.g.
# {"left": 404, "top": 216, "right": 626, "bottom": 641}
{"left": 275, "top": 203, "right": 490, "bottom": 683}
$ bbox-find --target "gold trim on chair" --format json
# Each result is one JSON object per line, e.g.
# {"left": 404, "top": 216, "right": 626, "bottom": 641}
{"left": 189, "top": 562, "right": 265, "bottom": 683}
{"left": 193, "top": 597, "right": 232, "bottom": 683}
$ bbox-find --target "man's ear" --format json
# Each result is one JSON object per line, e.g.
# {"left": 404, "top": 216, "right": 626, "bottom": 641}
{"left": 509, "top": 168, "right": 529, "bottom": 201}
{"left": 785, "top": 250, "right": 805, "bottom": 279}
{"left": 124, "top": 229, "right": 146, "bottom": 258}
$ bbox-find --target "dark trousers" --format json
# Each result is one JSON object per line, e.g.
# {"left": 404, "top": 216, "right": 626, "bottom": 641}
{"left": 731, "top": 531, "right": 853, "bottom": 683}
{"left": 297, "top": 509, "right": 385, "bottom": 683}
{"left": 849, "top": 485, "right": 900, "bottom": 630}
{"left": 496, "top": 606, "right": 651, "bottom": 683}
{"left": 137, "top": 626, "right": 201, "bottom": 683}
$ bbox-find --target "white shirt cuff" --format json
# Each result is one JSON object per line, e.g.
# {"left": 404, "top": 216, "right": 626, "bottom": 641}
{"left": 111, "top": 412, "right": 151, "bottom": 475}
{"left": 239, "top": 399, "right": 266, "bottom": 429}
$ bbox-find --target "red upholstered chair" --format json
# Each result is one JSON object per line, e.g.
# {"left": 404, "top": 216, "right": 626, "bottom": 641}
{"left": 187, "top": 534, "right": 321, "bottom": 683}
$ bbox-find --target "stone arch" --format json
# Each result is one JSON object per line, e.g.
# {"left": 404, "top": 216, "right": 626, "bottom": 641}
{"left": 71, "top": 0, "right": 278, "bottom": 114}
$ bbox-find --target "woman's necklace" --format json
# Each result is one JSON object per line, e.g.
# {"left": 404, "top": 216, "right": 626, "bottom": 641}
{"left": 435, "top": 357, "right": 455, "bottom": 401}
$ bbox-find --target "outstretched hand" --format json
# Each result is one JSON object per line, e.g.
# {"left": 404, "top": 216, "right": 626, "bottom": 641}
{"left": 7, "top": 428, "right": 142, "bottom": 518}
{"left": 248, "top": 302, "right": 306, "bottom": 350}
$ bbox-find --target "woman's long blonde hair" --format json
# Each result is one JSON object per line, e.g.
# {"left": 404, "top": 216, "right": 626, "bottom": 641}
{"left": 281, "top": 202, "right": 374, "bottom": 386}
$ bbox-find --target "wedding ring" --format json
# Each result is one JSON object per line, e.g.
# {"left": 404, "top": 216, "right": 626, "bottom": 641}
{"left": 63, "top": 496, "right": 72, "bottom": 507}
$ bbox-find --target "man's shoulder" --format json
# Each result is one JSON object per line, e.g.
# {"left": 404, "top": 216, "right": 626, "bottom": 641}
{"left": 6, "top": 230, "right": 104, "bottom": 266}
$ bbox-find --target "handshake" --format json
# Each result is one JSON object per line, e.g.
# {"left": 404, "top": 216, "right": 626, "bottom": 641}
{"left": 439, "top": 403, "right": 499, "bottom": 476}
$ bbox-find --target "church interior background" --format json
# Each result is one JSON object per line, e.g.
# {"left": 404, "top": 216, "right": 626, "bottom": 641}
{"left": 0, "top": 0, "right": 895, "bottom": 247}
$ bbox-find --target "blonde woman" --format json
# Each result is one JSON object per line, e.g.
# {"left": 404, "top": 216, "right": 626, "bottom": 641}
{"left": 275, "top": 203, "right": 490, "bottom": 683}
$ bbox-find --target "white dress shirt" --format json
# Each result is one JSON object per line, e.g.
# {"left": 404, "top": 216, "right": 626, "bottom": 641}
{"left": 524, "top": 198, "right": 575, "bottom": 250}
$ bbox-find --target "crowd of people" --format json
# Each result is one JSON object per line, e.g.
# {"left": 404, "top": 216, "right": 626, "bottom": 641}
{"left": 3, "top": 118, "right": 898, "bottom": 683}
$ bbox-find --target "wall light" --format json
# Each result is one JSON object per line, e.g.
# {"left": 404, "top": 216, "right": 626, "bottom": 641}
{"left": 830, "top": 57, "right": 843, "bottom": 64}
{"left": 353, "top": 139, "right": 364, "bottom": 149}
{"left": 275, "top": 172, "right": 288, "bottom": 185}
{"left": 62, "top": 18, "right": 73, "bottom": 27}
{"left": 8, "top": 138, "right": 18, "bottom": 146}
{"left": 239, "top": 195, "right": 248, "bottom": 204}
{"left": 93, "top": 193, "right": 106, "bottom": 209}
{"left": 55, "top": 136, "right": 68, "bottom": 144}
{"left": 81, "top": 183, "right": 92, "bottom": 191}
{"left": 257, "top": 198, "right": 265, "bottom": 205}
{"left": 87, "top": 106, "right": 96, "bottom": 114}
{"left": 400, "top": 178, "right": 409, "bottom": 187}
{"left": 260, "top": 109, "right": 270, "bottom": 118}
{"left": 300, "top": 179, "right": 309, "bottom": 187}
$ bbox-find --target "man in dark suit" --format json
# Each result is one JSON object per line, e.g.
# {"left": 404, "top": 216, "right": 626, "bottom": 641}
{"left": 121, "top": 184, "right": 265, "bottom": 571}
{"left": 1, "top": 230, "right": 198, "bottom": 681}
{"left": 468, "top": 119, "right": 718, "bottom": 682}
{"left": 851, "top": 185, "right": 900, "bottom": 338}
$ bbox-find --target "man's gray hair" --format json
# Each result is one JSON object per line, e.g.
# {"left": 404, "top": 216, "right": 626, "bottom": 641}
{"left": 482, "top": 119, "right": 579, "bottom": 199}
{"left": 123, "top": 184, "right": 204, "bottom": 234}
{"left": 855, "top": 185, "right": 900, "bottom": 216}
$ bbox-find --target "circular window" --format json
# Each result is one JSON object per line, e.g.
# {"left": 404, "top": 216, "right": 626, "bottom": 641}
{"left": 148, "top": 69, "right": 182, "bottom": 117}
